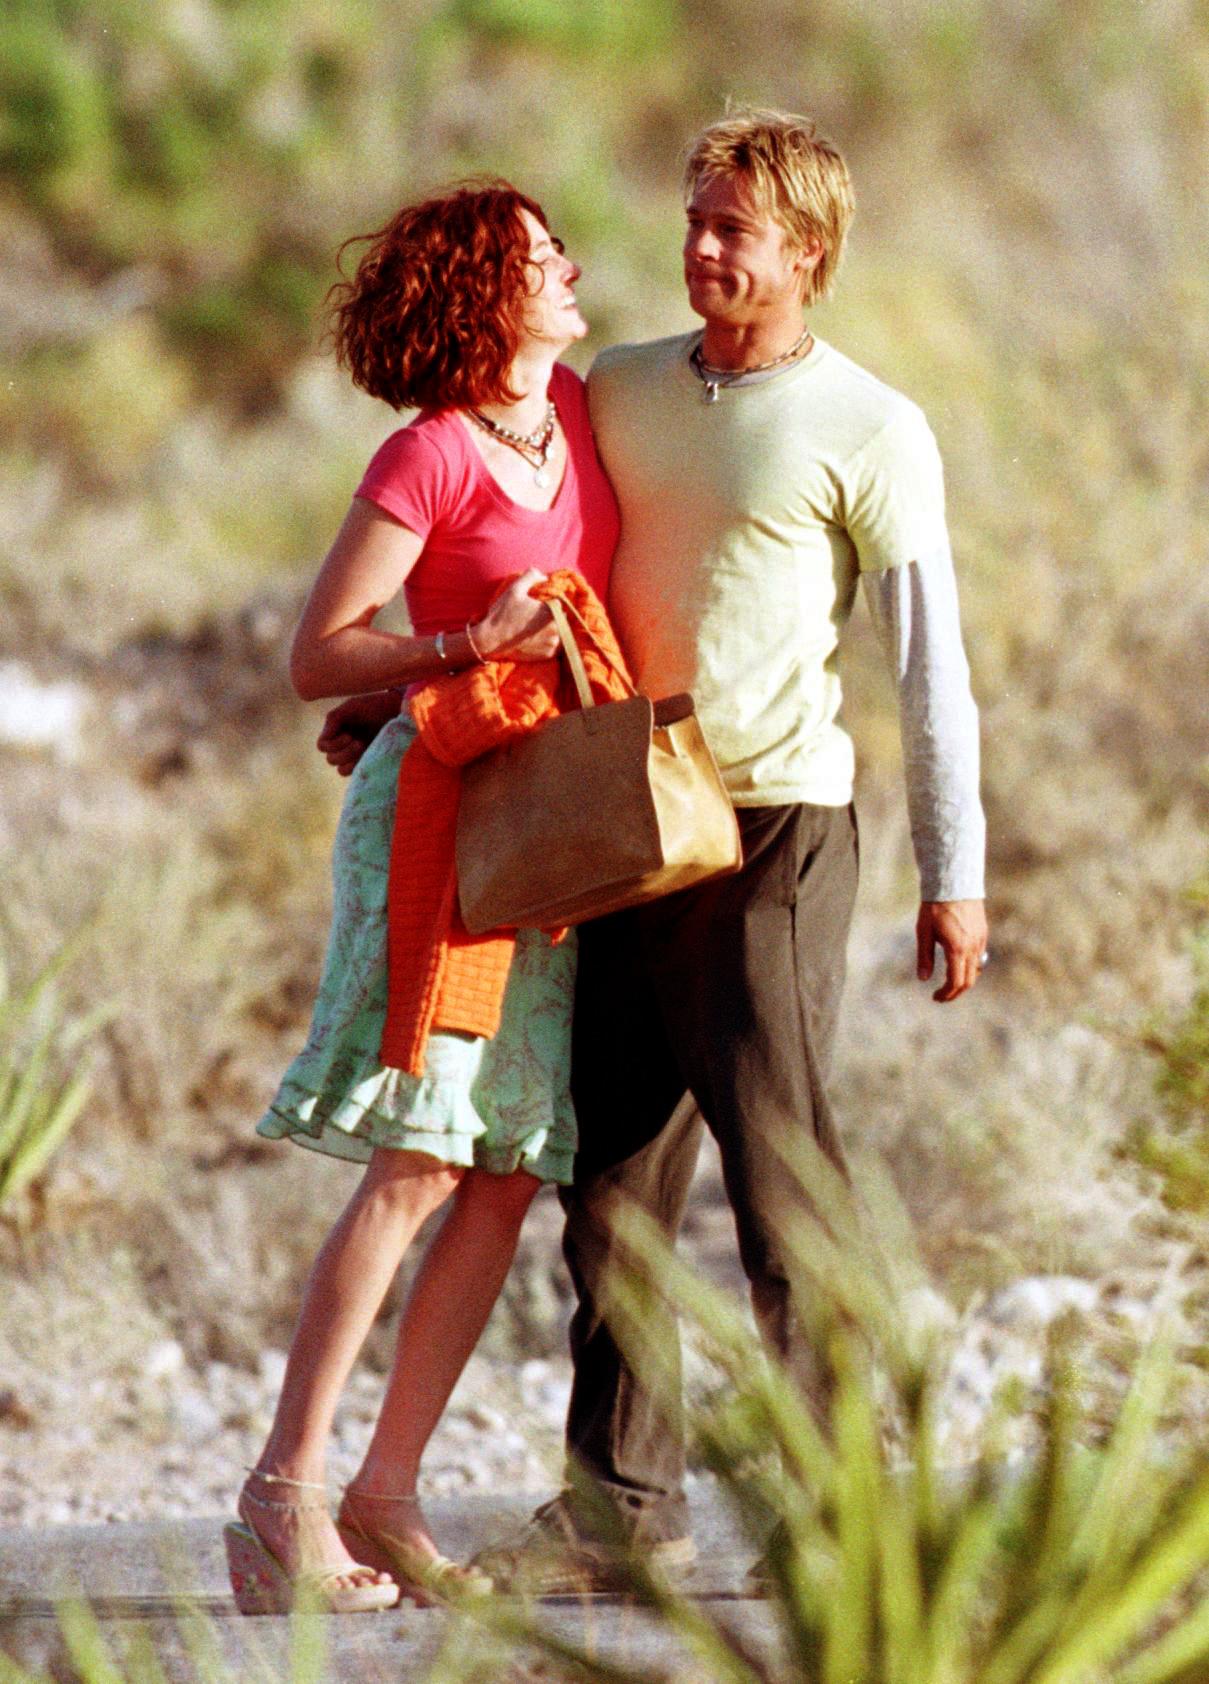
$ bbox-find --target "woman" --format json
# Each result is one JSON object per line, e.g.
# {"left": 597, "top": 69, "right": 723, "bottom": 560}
{"left": 227, "top": 181, "right": 619, "bottom": 1615}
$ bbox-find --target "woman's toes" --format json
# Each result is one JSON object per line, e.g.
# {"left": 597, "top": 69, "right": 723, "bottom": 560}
{"left": 358, "top": 1567, "right": 395, "bottom": 1588}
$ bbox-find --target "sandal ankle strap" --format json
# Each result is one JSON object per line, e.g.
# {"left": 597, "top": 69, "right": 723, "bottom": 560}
{"left": 241, "top": 1486, "right": 329, "bottom": 1515}
{"left": 245, "top": 1465, "right": 328, "bottom": 1493}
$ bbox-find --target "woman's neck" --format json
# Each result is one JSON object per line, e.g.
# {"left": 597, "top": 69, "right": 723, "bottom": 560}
{"left": 474, "top": 346, "right": 560, "bottom": 431}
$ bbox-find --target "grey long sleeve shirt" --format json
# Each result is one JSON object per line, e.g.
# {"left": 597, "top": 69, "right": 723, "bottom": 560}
{"left": 862, "top": 546, "right": 986, "bottom": 901}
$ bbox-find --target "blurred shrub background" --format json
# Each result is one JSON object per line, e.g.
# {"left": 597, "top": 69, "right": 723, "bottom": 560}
{"left": 1, "top": 0, "right": 1208, "bottom": 1507}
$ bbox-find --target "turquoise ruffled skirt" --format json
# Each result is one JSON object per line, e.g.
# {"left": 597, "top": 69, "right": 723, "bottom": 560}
{"left": 256, "top": 713, "right": 578, "bottom": 1184}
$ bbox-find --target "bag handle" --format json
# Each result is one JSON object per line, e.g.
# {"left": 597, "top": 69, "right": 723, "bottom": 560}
{"left": 545, "top": 595, "right": 637, "bottom": 710}
{"left": 547, "top": 599, "right": 595, "bottom": 709}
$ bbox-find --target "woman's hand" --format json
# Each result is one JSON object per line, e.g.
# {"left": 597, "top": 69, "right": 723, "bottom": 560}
{"left": 317, "top": 691, "right": 402, "bottom": 776}
{"left": 469, "top": 569, "right": 561, "bottom": 661}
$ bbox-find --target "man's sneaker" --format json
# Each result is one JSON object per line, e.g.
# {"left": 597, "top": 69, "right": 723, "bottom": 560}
{"left": 471, "top": 1492, "right": 697, "bottom": 1596}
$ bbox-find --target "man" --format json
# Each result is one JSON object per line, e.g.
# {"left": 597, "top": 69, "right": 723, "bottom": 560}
{"left": 476, "top": 106, "right": 987, "bottom": 1589}
{"left": 322, "top": 107, "right": 987, "bottom": 1588}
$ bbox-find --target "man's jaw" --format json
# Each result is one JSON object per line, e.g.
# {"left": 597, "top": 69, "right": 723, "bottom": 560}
{"left": 685, "top": 267, "right": 729, "bottom": 292}
{"left": 685, "top": 270, "right": 740, "bottom": 324}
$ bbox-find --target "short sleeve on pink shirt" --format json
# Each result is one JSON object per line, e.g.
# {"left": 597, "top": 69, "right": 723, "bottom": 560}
{"left": 354, "top": 364, "right": 618, "bottom": 636}
{"left": 355, "top": 427, "right": 454, "bottom": 541}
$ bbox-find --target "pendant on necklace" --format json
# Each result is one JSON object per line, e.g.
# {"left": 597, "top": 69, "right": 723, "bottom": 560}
{"left": 704, "top": 381, "right": 720, "bottom": 404}
{"left": 533, "top": 467, "right": 550, "bottom": 488}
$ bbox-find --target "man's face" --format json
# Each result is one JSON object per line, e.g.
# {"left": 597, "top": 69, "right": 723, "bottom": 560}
{"left": 682, "top": 172, "right": 818, "bottom": 326}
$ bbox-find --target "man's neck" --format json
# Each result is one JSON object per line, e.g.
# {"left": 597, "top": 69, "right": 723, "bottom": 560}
{"left": 698, "top": 314, "right": 808, "bottom": 371}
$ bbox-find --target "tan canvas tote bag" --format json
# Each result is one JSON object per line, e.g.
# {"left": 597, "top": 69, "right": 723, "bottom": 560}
{"left": 456, "top": 598, "right": 742, "bottom": 934}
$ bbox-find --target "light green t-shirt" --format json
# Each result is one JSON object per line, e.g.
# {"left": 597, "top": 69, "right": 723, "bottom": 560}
{"left": 588, "top": 333, "right": 950, "bottom": 807}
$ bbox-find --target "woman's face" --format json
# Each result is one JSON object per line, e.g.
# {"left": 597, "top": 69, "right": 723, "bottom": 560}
{"left": 518, "top": 209, "right": 587, "bottom": 349}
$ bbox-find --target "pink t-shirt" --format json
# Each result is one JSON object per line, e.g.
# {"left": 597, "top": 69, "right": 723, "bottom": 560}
{"left": 355, "top": 362, "right": 618, "bottom": 635}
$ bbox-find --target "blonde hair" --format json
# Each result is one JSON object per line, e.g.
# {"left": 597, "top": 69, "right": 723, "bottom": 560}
{"left": 683, "top": 107, "right": 855, "bottom": 304}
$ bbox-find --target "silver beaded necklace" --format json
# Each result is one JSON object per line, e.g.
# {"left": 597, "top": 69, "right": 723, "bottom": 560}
{"left": 689, "top": 327, "right": 814, "bottom": 403}
{"left": 469, "top": 400, "right": 558, "bottom": 486}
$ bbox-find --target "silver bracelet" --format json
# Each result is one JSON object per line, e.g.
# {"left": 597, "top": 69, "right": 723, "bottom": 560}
{"left": 434, "top": 630, "right": 448, "bottom": 664}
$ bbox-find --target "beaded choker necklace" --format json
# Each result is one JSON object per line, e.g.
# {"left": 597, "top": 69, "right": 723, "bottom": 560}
{"left": 469, "top": 401, "right": 557, "bottom": 486}
{"left": 689, "top": 327, "right": 813, "bottom": 403}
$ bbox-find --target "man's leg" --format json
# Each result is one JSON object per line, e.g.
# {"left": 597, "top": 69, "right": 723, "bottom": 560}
{"left": 560, "top": 802, "right": 856, "bottom": 1526}
{"left": 479, "top": 806, "right": 856, "bottom": 1588}
{"left": 560, "top": 906, "right": 704, "bottom": 1547}
{"left": 642, "top": 803, "right": 859, "bottom": 1422}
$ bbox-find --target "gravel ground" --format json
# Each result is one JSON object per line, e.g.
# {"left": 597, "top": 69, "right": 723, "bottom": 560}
{"left": 2, "top": 1257, "right": 1185, "bottom": 1530}
{"left": 0, "top": 1346, "right": 574, "bottom": 1529}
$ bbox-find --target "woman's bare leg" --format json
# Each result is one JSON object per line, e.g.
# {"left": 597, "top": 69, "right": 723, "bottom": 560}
{"left": 242, "top": 1147, "right": 463, "bottom": 1585}
{"left": 341, "top": 1165, "right": 543, "bottom": 1563}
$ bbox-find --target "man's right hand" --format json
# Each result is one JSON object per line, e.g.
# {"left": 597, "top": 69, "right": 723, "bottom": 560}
{"left": 317, "top": 691, "right": 401, "bottom": 777}
{"left": 916, "top": 899, "right": 988, "bottom": 1002}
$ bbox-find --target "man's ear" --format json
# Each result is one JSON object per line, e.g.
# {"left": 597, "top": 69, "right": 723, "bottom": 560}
{"left": 793, "top": 235, "right": 824, "bottom": 278}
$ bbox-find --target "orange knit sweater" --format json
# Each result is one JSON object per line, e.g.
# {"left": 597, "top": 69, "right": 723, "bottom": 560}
{"left": 379, "top": 572, "right": 633, "bottom": 1076}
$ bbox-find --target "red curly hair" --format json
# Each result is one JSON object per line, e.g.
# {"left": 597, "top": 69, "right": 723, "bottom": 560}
{"left": 326, "top": 181, "right": 552, "bottom": 412}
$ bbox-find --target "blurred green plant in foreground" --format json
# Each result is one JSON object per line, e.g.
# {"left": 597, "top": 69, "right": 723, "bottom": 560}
{"left": 3, "top": 1146, "right": 1209, "bottom": 1681}
{"left": 0, "top": 1592, "right": 331, "bottom": 1684}
{"left": 459, "top": 1145, "right": 1209, "bottom": 1684}
{"left": 0, "top": 941, "right": 107, "bottom": 1220}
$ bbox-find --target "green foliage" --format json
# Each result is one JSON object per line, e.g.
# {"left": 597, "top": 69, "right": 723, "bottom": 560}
{"left": 1, "top": 0, "right": 381, "bottom": 402}
{"left": 0, "top": 1595, "right": 331, "bottom": 1684}
{"left": 0, "top": 6, "right": 112, "bottom": 185}
{"left": 1131, "top": 882, "right": 1209, "bottom": 1211}
{"left": 4, "top": 0, "right": 1205, "bottom": 551}
{"left": 463, "top": 1145, "right": 1209, "bottom": 1684}
{"left": 441, "top": 0, "right": 679, "bottom": 58}
{"left": 0, "top": 0, "right": 678, "bottom": 419}
{"left": 1154, "top": 933, "right": 1209, "bottom": 1134}
{"left": 0, "top": 941, "right": 106, "bottom": 1214}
